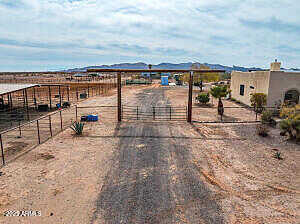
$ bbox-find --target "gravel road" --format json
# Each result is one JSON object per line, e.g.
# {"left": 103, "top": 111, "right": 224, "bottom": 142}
{"left": 91, "top": 88, "right": 225, "bottom": 223}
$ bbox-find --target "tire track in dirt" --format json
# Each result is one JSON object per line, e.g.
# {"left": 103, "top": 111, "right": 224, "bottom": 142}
{"left": 91, "top": 87, "right": 226, "bottom": 224}
{"left": 185, "top": 124, "right": 299, "bottom": 220}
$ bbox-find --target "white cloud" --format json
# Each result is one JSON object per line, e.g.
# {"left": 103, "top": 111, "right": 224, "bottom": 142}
{"left": 0, "top": 0, "right": 299, "bottom": 71}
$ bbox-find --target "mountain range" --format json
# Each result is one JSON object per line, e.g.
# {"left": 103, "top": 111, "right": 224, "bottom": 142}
{"left": 61, "top": 62, "right": 300, "bottom": 73}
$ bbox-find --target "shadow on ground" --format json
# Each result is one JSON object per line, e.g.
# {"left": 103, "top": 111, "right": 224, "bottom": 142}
{"left": 91, "top": 87, "right": 225, "bottom": 224}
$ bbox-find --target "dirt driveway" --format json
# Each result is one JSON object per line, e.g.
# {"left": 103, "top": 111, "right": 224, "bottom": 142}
{"left": 0, "top": 86, "right": 299, "bottom": 224}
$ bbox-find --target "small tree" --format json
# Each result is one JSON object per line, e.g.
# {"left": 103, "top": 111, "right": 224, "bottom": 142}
{"left": 210, "top": 86, "right": 230, "bottom": 116}
{"left": 196, "top": 93, "right": 210, "bottom": 104}
{"left": 250, "top": 93, "right": 267, "bottom": 113}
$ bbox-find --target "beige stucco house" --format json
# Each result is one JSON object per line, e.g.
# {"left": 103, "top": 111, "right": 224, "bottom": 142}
{"left": 230, "top": 61, "right": 300, "bottom": 107}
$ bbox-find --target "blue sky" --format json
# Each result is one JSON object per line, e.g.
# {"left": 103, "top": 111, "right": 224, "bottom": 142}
{"left": 0, "top": 0, "right": 299, "bottom": 71}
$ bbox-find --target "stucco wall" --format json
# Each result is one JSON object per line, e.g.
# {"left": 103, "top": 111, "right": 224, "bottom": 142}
{"left": 267, "top": 71, "right": 300, "bottom": 106}
{"left": 230, "top": 71, "right": 270, "bottom": 106}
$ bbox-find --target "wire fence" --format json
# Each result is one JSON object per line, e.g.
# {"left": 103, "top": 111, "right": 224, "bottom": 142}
{"left": 0, "top": 106, "right": 76, "bottom": 166}
{"left": 1, "top": 103, "right": 294, "bottom": 166}
{"left": 0, "top": 82, "right": 120, "bottom": 132}
{"left": 122, "top": 106, "right": 187, "bottom": 121}
{"left": 192, "top": 106, "right": 280, "bottom": 123}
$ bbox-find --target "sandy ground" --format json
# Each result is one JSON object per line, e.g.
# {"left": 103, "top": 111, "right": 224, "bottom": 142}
{"left": 0, "top": 85, "right": 299, "bottom": 224}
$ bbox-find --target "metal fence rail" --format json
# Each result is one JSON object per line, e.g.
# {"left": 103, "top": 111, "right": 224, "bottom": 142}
{"left": 0, "top": 81, "right": 122, "bottom": 132}
{"left": 192, "top": 106, "right": 280, "bottom": 123}
{"left": 122, "top": 106, "right": 187, "bottom": 121}
{"left": 0, "top": 106, "right": 76, "bottom": 166}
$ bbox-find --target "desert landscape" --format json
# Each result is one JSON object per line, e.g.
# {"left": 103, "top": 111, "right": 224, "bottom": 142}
{"left": 0, "top": 84, "right": 299, "bottom": 223}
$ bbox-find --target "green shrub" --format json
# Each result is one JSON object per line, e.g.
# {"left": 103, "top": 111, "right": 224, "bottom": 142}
{"left": 256, "top": 124, "right": 269, "bottom": 137}
{"left": 250, "top": 93, "right": 267, "bottom": 113}
{"left": 261, "top": 110, "right": 276, "bottom": 127}
{"left": 279, "top": 116, "right": 300, "bottom": 141}
{"left": 196, "top": 93, "right": 210, "bottom": 104}
{"left": 71, "top": 122, "right": 85, "bottom": 135}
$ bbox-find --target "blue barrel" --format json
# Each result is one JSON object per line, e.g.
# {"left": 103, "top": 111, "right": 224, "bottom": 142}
{"left": 161, "top": 76, "right": 169, "bottom": 86}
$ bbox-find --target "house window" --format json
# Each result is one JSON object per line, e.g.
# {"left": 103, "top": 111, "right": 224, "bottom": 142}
{"left": 240, "top": 85, "right": 245, "bottom": 96}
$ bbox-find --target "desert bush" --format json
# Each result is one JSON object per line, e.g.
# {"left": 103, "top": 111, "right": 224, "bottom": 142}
{"left": 280, "top": 104, "right": 300, "bottom": 118}
{"left": 256, "top": 124, "right": 269, "bottom": 137}
{"left": 261, "top": 110, "right": 276, "bottom": 127}
{"left": 279, "top": 104, "right": 300, "bottom": 141}
{"left": 196, "top": 93, "right": 210, "bottom": 104}
{"left": 71, "top": 122, "right": 85, "bottom": 135}
{"left": 250, "top": 93, "right": 267, "bottom": 113}
{"left": 279, "top": 117, "right": 300, "bottom": 141}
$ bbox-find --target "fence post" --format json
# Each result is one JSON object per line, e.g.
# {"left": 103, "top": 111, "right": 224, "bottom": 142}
{"left": 37, "top": 120, "right": 41, "bottom": 144}
{"left": 76, "top": 88, "right": 79, "bottom": 101}
{"left": 121, "top": 105, "right": 123, "bottom": 120}
{"left": 48, "top": 85, "right": 52, "bottom": 110}
{"left": 153, "top": 107, "right": 155, "bottom": 120}
{"left": 49, "top": 115, "right": 52, "bottom": 137}
{"left": 59, "top": 85, "right": 62, "bottom": 107}
{"left": 186, "top": 106, "right": 188, "bottom": 120}
{"left": 137, "top": 106, "right": 139, "bottom": 120}
{"left": 117, "top": 72, "right": 122, "bottom": 122}
{"left": 18, "top": 121, "right": 22, "bottom": 137}
{"left": 60, "top": 110, "right": 63, "bottom": 130}
{"left": 75, "top": 105, "right": 78, "bottom": 122}
{"left": 255, "top": 110, "right": 258, "bottom": 121}
{"left": 169, "top": 107, "right": 172, "bottom": 120}
{"left": 0, "top": 134, "right": 5, "bottom": 165}
{"left": 67, "top": 86, "right": 70, "bottom": 101}
{"left": 187, "top": 71, "right": 193, "bottom": 123}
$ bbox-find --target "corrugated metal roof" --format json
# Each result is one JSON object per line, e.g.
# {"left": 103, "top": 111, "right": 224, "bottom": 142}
{"left": 0, "top": 84, "right": 38, "bottom": 96}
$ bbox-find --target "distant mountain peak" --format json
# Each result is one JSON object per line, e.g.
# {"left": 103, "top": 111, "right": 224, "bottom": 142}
{"left": 60, "top": 62, "right": 271, "bottom": 73}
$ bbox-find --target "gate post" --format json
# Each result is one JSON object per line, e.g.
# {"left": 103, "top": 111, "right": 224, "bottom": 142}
{"left": 117, "top": 72, "right": 122, "bottom": 122}
{"left": 0, "top": 134, "right": 5, "bottom": 165}
{"left": 187, "top": 71, "right": 193, "bottom": 123}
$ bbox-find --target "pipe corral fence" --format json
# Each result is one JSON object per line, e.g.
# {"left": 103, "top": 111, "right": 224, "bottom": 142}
{"left": 0, "top": 79, "right": 122, "bottom": 166}
{"left": 0, "top": 81, "right": 122, "bottom": 132}
{"left": 2, "top": 68, "right": 283, "bottom": 167}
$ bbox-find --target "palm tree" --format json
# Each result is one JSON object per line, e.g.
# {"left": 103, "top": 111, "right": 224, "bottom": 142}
{"left": 210, "top": 86, "right": 230, "bottom": 116}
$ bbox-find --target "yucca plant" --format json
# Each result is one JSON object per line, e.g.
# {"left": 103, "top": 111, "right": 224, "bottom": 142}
{"left": 71, "top": 121, "right": 85, "bottom": 135}
{"left": 210, "top": 85, "right": 230, "bottom": 116}
{"left": 274, "top": 152, "right": 283, "bottom": 160}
